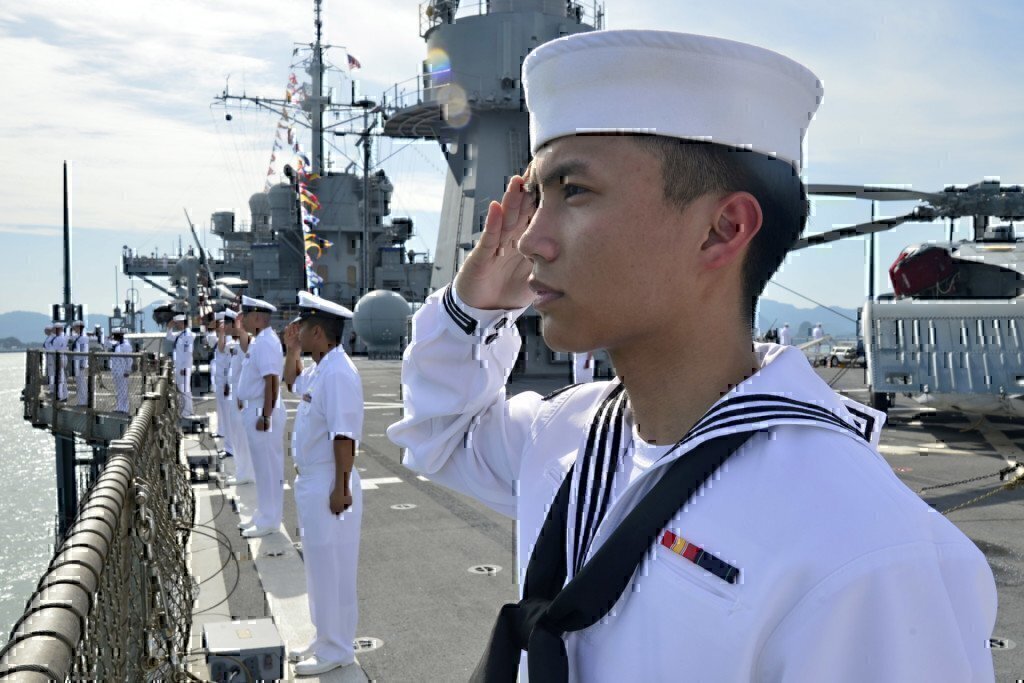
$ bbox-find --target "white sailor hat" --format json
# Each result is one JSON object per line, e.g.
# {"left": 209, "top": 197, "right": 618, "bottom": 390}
{"left": 222, "top": 309, "right": 239, "bottom": 320}
{"left": 111, "top": 327, "right": 126, "bottom": 335}
{"left": 241, "top": 295, "right": 276, "bottom": 313}
{"left": 172, "top": 314, "right": 187, "bottom": 322}
{"left": 52, "top": 321, "right": 65, "bottom": 328}
{"left": 296, "top": 291, "right": 353, "bottom": 320}
{"left": 522, "top": 30, "right": 823, "bottom": 169}
{"left": 71, "top": 320, "right": 85, "bottom": 327}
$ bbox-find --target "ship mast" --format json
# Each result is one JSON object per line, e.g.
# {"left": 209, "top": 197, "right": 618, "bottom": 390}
{"left": 311, "top": 0, "right": 325, "bottom": 174}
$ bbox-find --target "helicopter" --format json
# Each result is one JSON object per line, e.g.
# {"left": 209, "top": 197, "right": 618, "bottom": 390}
{"left": 796, "top": 179, "right": 1024, "bottom": 417}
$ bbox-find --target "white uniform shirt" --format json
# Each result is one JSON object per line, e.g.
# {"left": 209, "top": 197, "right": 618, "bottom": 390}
{"left": 71, "top": 333, "right": 89, "bottom": 370}
{"left": 291, "top": 363, "right": 316, "bottom": 396}
{"left": 215, "top": 339, "right": 237, "bottom": 393}
{"left": 236, "top": 327, "right": 283, "bottom": 405}
{"left": 110, "top": 341, "right": 133, "bottom": 375}
{"left": 293, "top": 348, "right": 363, "bottom": 469}
{"left": 387, "top": 286, "right": 997, "bottom": 682}
{"left": 168, "top": 329, "right": 194, "bottom": 371}
{"left": 812, "top": 325, "right": 824, "bottom": 341}
{"left": 228, "top": 339, "right": 246, "bottom": 398}
{"left": 778, "top": 326, "right": 792, "bottom": 346}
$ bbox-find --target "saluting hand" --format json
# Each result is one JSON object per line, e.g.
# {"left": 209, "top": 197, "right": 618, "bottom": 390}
{"left": 284, "top": 321, "right": 300, "bottom": 350}
{"left": 454, "top": 165, "right": 537, "bottom": 310}
{"left": 329, "top": 487, "right": 352, "bottom": 515}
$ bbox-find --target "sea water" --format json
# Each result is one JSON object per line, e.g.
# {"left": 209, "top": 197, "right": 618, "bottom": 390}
{"left": 0, "top": 353, "right": 58, "bottom": 642}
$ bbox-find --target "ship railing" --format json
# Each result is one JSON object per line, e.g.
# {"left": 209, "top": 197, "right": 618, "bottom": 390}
{"left": 382, "top": 70, "right": 498, "bottom": 115}
{"left": 22, "top": 349, "right": 159, "bottom": 442}
{"left": 1, "top": 364, "right": 195, "bottom": 681}
{"left": 418, "top": 0, "right": 605, "bottom": 36}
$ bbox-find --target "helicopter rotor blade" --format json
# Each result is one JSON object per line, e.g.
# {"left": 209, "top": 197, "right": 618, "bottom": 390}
{"left": 793, "top": 211, "right": 925, "bottom": 250}
{"left": 808, "top": 184, "right": 943, "bottom": 203}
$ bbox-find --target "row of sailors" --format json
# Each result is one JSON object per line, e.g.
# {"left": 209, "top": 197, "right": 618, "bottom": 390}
{"left": 197, "top": 293, "right": 362, "bottom": 676}
{"left": 42, "top": 322, "right": 132, "bottom": 412}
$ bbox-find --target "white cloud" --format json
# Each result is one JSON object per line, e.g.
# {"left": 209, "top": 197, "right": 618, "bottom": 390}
{"left": 1, "top": 0, "right": 1023, "bottom": 315}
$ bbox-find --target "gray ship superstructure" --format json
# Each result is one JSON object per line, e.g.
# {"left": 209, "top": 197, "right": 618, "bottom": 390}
{"left": 123, "top": 0, "right": 433, "bottom": 341}
{"left": 382, "top": 0, "right": 605, "bottom": 377}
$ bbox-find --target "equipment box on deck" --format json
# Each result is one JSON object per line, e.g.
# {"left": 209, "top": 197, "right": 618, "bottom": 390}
{"left": 203, "top": 617, "right": 284, "bottom": 681}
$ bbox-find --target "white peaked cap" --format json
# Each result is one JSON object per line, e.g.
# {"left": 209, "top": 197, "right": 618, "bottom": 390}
{"left": 111, "top": 327, "right": 126, "bottom": 334}
{"left": 241, "top": 295, "right": 276, "bottom": 312}
{"left": 297, "top": 290, "right": 353, "bottom": 319}
{"left": 523, "top": 30, "right": 823, "bottom": 169}
{"left": 223, "top": 309, "right": 239, "bottom": 320}
{"left": 172, "top": 314, "right": 187, "bottom": 322}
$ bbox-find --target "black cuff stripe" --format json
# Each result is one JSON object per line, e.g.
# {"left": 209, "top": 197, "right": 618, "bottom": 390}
{"left": 442, "top": 285, "right": 477, "bottom": 335}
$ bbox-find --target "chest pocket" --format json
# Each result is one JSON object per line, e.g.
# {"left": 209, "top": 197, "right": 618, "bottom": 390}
{"left": 641, "top": 542, "right": 740, "bottom": 609}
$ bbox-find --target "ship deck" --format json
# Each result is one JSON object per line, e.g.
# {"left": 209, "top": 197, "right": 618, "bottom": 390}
{"left": 186, "top": 359, "right": 1024, "bottom": 681}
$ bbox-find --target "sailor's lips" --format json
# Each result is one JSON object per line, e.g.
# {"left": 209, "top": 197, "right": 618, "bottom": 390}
{"left": 529, "top": 279, "right": 563, "bottom": 309}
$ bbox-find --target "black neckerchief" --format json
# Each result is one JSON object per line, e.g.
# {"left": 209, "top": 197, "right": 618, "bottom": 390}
{"left": 473, "top": 381, "right": 873, "bottom": 682}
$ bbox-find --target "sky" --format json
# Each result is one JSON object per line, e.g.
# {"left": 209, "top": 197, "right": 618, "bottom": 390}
{"left": 1, "top": 0, "right": 1022, "bottom": 325}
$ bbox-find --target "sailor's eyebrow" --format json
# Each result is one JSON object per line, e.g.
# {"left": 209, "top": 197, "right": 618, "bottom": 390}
{"left": 528, "top": 160, "right": 590, "bottom": 193}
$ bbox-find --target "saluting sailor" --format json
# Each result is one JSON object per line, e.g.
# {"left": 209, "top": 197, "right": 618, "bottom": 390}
{"left": 69, "top": 320, "right": 90, "bottom": 406}
{"left": 388, "top": 30, "right": 997, "bottom": 681}
{"left": 42, "top": 325, "right": 55, "bottom": 394}
{"left": 236, "top": 296, "right": 285, "bottom": 538}
{"left": 166, "top": 314, "right": 195, "bottom": 417}
{"left": 222, "top": 310, "right": 255, "bottom": 486}
{"left": 51, "top": 321, "right": 68, "bottom": 402}
{"left": 212, "top": 312, "right": 233, "bottom": 456}
{"left": 282, "top": 291, "right": 363, "bottom": 677}
{"left": 110, "top": 328, "right": 133, "bottom": 414}
{"left": 221, "top": 309, "right": 254, "bottom": 485}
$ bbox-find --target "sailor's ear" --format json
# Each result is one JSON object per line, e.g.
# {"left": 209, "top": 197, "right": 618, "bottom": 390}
{"left": 698, "top": 191, "right": 762, "bottom": 270}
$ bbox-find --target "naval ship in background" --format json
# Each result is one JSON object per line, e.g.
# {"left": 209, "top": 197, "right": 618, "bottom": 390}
{"left": 115, "top": 0, "right": 605, "bottom": 378}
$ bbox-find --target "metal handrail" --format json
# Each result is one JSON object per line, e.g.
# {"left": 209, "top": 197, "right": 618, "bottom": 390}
{"left": 1, "top": 365, "right": 193, "bottom": 680}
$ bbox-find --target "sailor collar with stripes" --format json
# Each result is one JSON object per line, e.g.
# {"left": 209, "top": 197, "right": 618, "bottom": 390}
{"left": 562, "top": 342, "right": 886, "bottom": 580}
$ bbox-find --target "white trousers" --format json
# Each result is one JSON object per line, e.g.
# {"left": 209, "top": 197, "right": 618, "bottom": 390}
{"left": 295, "top": 467, "right": 362, "bottom": 664}
{"left": 226, "top": 399, "right": 254, "bottom": 481}
{"left": 114, "top": 374, "right": 130, "bottom": 413}
{"left": 243, "top": 404, "right": 284, "bottom": 529}
{"left": 215, "top": 391, "right": 234, "bottom": 454}
{"left": 175, "top": 369, "right": 193, "bottom": 417}
{"left": 74, "top": 366, "right": 88, "bottom": 406}
{"left": 54, "top": 357, "right": 68, "bottom": 401}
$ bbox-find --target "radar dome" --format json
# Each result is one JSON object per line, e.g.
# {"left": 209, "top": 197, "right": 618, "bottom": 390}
{"left": 353, "top": 290, "right": 411, "bottom": 357}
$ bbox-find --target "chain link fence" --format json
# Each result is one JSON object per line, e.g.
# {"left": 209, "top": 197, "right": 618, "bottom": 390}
{"left": 1, "top": 365, "right": 196, "bottom": 681}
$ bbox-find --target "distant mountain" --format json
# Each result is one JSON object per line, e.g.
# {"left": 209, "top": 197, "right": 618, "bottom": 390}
{"left": 757, "top": 299, "right": 860, "bottom": 341}
{"left": 0, "top": 307, "right": 162, "bottom": 345}
{"left": 0, "top": 311, "right": 105, "bottom": 345}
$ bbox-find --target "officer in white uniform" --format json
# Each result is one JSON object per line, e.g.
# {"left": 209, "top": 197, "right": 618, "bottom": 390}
{"left": 778, "top": 322, "right": 792, "bottom": 346}
{"left": 51, "top": 321, "right": 68, "bottom": 402}
{"left": 571, "top": 351, "right": 594, "bottom": 384}
{"left": 388, "top": 30, "right": 996, "bottom": 681}
{"left": 212, "top": 312, "right": 232, "bottom": 454}
{"left": 284, "top": 291, "right": 362, "bottom": 676}
{"left": 166, "top": 314, "right": 195, "bottom": 417}
{"left": 110, "top": 328, "right": 133, "bottom": 414}
{"left": 69, "top": 320, "right": 90, "bottom": 406}
{"left": 224, "top": 309, "right": 255, "bottom": 486}
{"left": 812, "top": 323, "right": 824, "bottom": 341}
{"left": 42, "top": 326, "right": 54, "bottom": 390}
{"left": 236, "top": 296, "right": 285, "bottom": 537}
